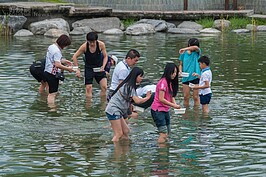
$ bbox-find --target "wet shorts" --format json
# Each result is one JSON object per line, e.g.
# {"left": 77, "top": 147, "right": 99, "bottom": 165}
{"left": 85, "top": 68, "right": 106, "bottom": 85}
{"left": 151, "top": 109, "right": 170, "bottom": 134}
{"left": 106, "top": 112, "right": 123, "bottom": 121}
{"left": 44, "top": 71, "right": 59, "bottom": 94}
{"left": 200, "top": 93, "right": 212, "bottom": 105}
{"left": 182, "top": 78, "right": 200, "bottom": 85}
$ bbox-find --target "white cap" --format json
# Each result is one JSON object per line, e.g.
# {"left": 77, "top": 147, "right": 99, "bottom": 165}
{"left": 110, "top": 55, "right": 118, "bottom": 65}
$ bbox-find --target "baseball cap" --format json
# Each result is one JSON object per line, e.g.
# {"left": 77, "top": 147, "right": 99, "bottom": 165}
{"left": 110, "top": 55, "right": 118, "bottom": 65}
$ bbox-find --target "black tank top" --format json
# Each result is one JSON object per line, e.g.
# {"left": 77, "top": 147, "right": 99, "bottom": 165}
{"left": 84, "top": 41, "right": 102, "bottom": 68}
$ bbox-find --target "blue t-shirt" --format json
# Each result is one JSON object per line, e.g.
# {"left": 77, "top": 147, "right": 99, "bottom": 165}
{"left": 179, "top": 49, "right": 201, "bottom": 83}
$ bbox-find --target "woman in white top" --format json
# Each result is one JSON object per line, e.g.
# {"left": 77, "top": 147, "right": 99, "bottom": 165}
{"left": 44, "top": 34, "right": 73, "bottom": 104}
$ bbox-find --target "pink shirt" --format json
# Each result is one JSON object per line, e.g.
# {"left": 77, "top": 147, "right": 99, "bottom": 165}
{"left": 151, "top": 78, "right": 173, "bottom": 112}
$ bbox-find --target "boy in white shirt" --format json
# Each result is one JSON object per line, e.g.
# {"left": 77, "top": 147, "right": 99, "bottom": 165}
{"left": 190, "top": 56, "right": 212, "bottom": 113}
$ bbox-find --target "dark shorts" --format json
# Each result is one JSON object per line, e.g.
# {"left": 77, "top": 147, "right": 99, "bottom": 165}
{"left": 29, "top": 64, "right": 46, "bottom": 82}
{"left": 44, "top": 71, "right": 59, "bottom": 94}
{"left": 200, "top": 93, "right": 212, "bottom": 105}
{"left": 151, "top": 109, "right": 170, "bottom": 134}
{"left": 85, "top": 68, "right": 106, "bottom": 85}
{"left": 134, "top": 92, "right": 155, "bottom": 109}
{"left": 183, "top": 78, "right": 200, "bottom": 85}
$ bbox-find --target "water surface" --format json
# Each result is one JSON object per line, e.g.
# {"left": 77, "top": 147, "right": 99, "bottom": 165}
{"left": 0, "top": 32, "right": 266, "bottom": 176}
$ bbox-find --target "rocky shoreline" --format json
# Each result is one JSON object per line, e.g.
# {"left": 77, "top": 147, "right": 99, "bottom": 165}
{"left": 1, "top": 2, "right": 265, "bottom": 37}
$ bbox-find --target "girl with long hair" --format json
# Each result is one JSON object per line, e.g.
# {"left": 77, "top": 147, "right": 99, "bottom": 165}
{"left": 151, "top": 63, "right": 181, "bottom": 143}
{"left": 105, "top": 67, "right": 151, "bottom": 142}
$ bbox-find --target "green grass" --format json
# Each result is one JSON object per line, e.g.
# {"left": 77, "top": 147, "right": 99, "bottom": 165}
{"left": 121, "top": 19, "right": 137, "bottom": 28}
{"left": 196, "top": 17, "right": 266, "bottom": 31}
{"left": 196, "top": 18, "right": 214, "bottom": 28}
{"left": 253, "top": 18, "right": 266, "bottom": 26}
{"left": 228, "top": 17, "right": 250, "bottom": 29}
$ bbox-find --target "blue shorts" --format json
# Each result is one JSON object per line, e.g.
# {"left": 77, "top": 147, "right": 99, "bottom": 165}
{"left": 106, "top": 112, "right": 122, "bottom": 121}
{"left": 200, "top": 93, "right": 212, "bottom": 105}
{"left": 151, "top": 109, "right": 170, "bottom": 134}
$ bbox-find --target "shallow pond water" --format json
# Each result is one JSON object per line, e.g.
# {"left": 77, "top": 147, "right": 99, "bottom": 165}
{"left": 0, "top": 32, "right": 266, "bottom": 176}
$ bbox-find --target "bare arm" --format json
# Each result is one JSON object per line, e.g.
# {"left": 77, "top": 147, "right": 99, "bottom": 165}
{"left": 158, "top": 90, "right": 181, "bottom": 109}
{"left": 193, "top": 80, "right": 210, "bottom": 89}
{"left": 179, "top": 46, "right": 199, "bottom": 54}
{"left": 72, "top": 43, "right": 86, "bottom": 66}
{"left": 99, "top": 41, "right": 107, "bottom": 71}
{"left": 132, "top": 91, "right": 152, "bottom": 104}
{"left": 54, "top": 61, "right": 73, "bottom": 72}
{"left": 72, "top": 43, "right": 86, "bottom": 77}
{"left": 178, "top": 60, "right": 183, "bottom": 76}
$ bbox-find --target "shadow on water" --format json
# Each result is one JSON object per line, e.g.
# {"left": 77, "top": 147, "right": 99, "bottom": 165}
{"left": 0, "top": 32, "right": 266, "bottom": 176}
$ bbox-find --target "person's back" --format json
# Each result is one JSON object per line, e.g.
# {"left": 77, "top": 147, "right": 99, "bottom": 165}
{"left": 110, "top": 60, "right": 130, "bottom": 91}
{"left": 29, "top": 59, "right": 48, "bottom": 92}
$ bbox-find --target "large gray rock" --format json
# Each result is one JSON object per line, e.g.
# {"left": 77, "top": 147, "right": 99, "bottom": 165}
{"left": 214, "top": 19, "right": 231, "bottom": 30}
{"left": 232, "top": 29, "right": 250, "bottom": 33}
{"left": 72, "top": 17, "right": 123, "bottom": 33}
{"left": 177, "top": 21, "right": 203, "bottom": 31}
{"left": 14, "top": 29, "right": 33, "bottom": 37}
{"left": 166, "top": 22, "right": 176, "bottom": 29}
{"left": 257, "top": 25, "right": 266, "bottom": 32}
{"left": 135, "top": 19, "right": 168, "bottom": 32}
{"left": 125, "top": 23, "right": 155, "bottom": 36}
{"left": 168, "top": 28, "right": 200, "bottom": 34}
{"left": 103, "top": 28, "right": 124, "bottom": 35}
{"left": 200, "top": 28, "right": 221, "bottom": 34}
{"left": 29, "top": 18, "right": 70, "bottom": 35}
{"left": 246, "top": 24, "right": 257, "bottom": 31}
{"left": 0, "top": 15, "right": 27, "bottom": 33}
{"left": 44, "top": 29, "right": 69, "bottom": 38}
{"left": 70, "top": 26, "right": 92, "bottom": 35}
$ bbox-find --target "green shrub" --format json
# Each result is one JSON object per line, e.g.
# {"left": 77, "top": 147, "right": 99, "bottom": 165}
{"left": 196, "top": 18, "right": 214, "bottom": 28}
{"left": 121, "top": 19, "right": 137, "bottom": 28}
{"left": 228, "top": 17, "right": 250, "bottom": 30}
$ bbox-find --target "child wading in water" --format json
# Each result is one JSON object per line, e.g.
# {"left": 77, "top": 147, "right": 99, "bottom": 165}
{"left": 178, "top": 38, "right": 201, "bottom": 106}
{"left": 105, "top": 67, "right": 151, "bottom": 142}
{"left": 190, "top": 56, "right": 212, "bottom": 113}
{"left": 151, "top": 63, "right": 181, "bottom": 143}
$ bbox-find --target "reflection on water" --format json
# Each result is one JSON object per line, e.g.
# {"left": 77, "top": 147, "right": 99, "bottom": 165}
{"left": 0, "top": 33, "right": 266, "bottom": 176}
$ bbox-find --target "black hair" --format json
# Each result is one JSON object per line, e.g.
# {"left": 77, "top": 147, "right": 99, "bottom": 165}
{"left": 56, "top": 34, "right": 71, "bottom": 49}
{"left": 112, "top": 67, "right": 144, "bottom": 101}
{"left": 125, "top": 49, "right": 140, "bottom": 59}
{"left": 198, "top": 56, "right": 210, "bottom": 66}
{"left": 188, "top": 38, "right": 200, "bottom": 47}
{"left": 161, "top": 63, "right": 179, "bottom": 97}
{"left": 86, "top": 32, "right": 98, "bottom": 41}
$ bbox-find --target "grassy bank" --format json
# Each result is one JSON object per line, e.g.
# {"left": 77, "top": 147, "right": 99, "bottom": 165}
{"left": 196, "top": 17, "right": 266, "bottom": 30}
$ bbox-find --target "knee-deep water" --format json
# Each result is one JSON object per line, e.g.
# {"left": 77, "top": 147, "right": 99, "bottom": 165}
{"left": 0, "top": 32, "right": 266, "bottom": 176}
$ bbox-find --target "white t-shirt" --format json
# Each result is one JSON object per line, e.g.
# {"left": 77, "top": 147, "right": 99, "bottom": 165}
{"left": 110, "top": 60, "right": 131, "bottom": 90}
{"left": 44, "top": 44, "right": 63, "bottom": 75}
{"left": 199, "top": 68, "right": 212, "bottom": 95}
{"left": 136, "top": 85, "right": 156, "bottom": 96}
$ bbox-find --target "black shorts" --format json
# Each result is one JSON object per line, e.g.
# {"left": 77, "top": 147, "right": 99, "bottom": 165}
{"left": 183, "top": 78, "right": 200, "bottom": 85}
{"left": 85, "top": 68, "right": 106, "bottom": 85}
{"left": 44, "top": 72, "right": 59, "bottom": 94}
{"left": 29, "top": 64, "right": 46, "bottom": 82}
